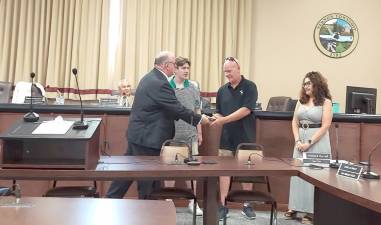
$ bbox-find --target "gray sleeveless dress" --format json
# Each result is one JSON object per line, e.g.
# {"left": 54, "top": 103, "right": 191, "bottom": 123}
{"left": 288, "top": 104, "right": 332, "bottom": 213}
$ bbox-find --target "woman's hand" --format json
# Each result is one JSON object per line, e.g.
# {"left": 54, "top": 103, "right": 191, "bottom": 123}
{"left": 297, "top": 142, "right": 311, "bottom": 152}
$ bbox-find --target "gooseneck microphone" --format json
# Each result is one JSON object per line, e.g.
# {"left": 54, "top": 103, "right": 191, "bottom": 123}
{"left": 24, "top": 72, "right": 39, "bottom": 122}
{"left": 329, "top": 124, "right": 340, "bottom": 168}
{"left": 245, "top": 152, "right": 264, "bottom": 165}
{"left": 184, "top": 115, "right": 199, "bottom": 165}
{"left": 360, "top": 140, "right": 381, "bottom": 179}
{"left": 72, "top": 68, "right": 88, "bottom": 130}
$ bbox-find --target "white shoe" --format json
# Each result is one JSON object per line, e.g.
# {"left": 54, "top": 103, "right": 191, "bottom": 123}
{"left": 188, "top": 200, "right": 203, "bottom": 216}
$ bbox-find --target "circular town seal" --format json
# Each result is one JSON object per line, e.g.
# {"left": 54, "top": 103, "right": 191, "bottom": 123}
{"left": 314, "top": 13, "right": 359, "bottom": 58}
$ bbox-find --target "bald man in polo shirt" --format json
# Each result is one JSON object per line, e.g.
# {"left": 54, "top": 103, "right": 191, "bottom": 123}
{"left": 211, "top": 57, "right": 258, "bottom": 220}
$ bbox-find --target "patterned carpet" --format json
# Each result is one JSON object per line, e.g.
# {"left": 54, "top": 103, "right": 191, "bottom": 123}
{"left": 175, "top": 208, "right": 306, "bottom": 225}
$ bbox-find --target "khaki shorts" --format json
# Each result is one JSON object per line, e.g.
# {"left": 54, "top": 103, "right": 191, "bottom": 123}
{"left": 218, "top": 149, "right": 234, "bottom": 157}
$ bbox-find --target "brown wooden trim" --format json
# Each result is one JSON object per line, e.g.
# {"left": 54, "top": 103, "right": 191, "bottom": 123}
{"left": 45, "top": 86, "right": 112, "bottom": 95}
{"left": 46, "top": 86, "right": 217, "bottom": 97}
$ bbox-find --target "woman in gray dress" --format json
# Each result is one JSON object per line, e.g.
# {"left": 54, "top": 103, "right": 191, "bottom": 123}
{"left": 285, "top": 71, "right": 333, "bottom": 224}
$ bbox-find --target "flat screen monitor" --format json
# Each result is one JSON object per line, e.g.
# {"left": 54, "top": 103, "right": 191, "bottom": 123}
{"left": 345, "top": 86, "right": 377, "bottom": 114}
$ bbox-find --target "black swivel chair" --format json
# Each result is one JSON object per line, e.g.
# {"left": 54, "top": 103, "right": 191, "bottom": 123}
{"left": 148, "top": 139, "right": 198, "bottom": 225}
{"left": 266, "top": 96, "right": 293, "bottom": 112}
{"left": 224, "top": 143, "right": 277, "bottom": 225}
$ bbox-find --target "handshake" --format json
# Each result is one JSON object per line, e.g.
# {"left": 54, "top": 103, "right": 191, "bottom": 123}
{"left": 200, "top": 114, "right": 219, "bottom": 125}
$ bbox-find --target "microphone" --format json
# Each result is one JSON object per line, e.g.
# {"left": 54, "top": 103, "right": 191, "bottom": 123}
{"left": 329, "top": 123, "right": 340, "bottom": 168}
{"left": 184, "top": 115, "right": 199, "bottom": 164}
{"left": 24, "top": 72, "right": 39, "bottom": 122}
{"left": 245, "top": 152, "right": 263, "bottom": 165}
{"left": 72, "top": 68, "right": 88, "bottom": 130}
{"left": 360, "top": 140, "right": 381, "bottom": 179}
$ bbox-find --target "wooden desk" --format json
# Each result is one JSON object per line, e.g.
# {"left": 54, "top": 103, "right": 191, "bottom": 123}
{"left": 0, "top": 156, "right": 296, "bottom": 225}
{"left": 2, "top": 105, "right": 381, "bottom": 207}
{"left": 299, "top": 165, "right": 381, "bottom": 225}
{"left": 0, "top": 197, "right": 176, "bottom": 225}
{"left": 1, "top": 156, "right": 380, "bottom": 225}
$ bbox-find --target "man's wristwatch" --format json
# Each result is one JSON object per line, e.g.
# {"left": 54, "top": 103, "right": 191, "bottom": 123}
{"left": 308, "top": 139, "right": 312, "bottom": 144}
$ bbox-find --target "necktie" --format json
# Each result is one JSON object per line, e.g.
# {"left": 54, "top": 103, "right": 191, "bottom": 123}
{"left": 122, "top": 96, "right": 127, "bottom": 107}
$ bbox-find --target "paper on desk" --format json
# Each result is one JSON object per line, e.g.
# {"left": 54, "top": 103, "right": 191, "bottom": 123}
{"left": 32, "top": 117, "right": 74, "bottom": 134}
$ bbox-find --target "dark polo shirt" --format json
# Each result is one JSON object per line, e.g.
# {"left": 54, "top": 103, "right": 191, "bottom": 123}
{"left": 216, "top": 76, "right": 258, "bottom": 151}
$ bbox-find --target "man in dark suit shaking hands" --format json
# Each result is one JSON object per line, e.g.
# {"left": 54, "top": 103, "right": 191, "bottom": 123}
{"left": 107, "top": 51, "right": 210, "bottom": 199}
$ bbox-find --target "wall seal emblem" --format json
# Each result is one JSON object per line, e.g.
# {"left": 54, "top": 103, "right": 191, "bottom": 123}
{"left": 314, "top": 13, "right": 359, "bottom": 58}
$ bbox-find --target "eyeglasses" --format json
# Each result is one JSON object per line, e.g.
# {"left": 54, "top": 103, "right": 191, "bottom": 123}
{"left": 224, "top": 57, "right": 240, "bottom": 66}
{"left": 303, "top": 81, "right": 312, "bottom": 87}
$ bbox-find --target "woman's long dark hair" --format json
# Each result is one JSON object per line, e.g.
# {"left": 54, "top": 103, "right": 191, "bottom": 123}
{"left": 299, "top": 71, "right": 332, "bottom": 106}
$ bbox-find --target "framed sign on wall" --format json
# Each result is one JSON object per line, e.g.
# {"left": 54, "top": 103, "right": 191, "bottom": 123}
{"left": 314, "top": 13, "right": 359, "bottom": 58}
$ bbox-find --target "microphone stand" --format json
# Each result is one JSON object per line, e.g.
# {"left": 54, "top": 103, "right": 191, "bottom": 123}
{"left": 360, "top": 140, "right": 381, "bottom": 179}
{"left": 24, "top": 72, "right": 39, "bottom": 122}
{"left": 184, "top": 115, "right": 198, "bottom": 164}
{"left": 72, "top": 68, "right": 88, "bottom": 130}
{"left": 329, "top": 123, "right": 340, "bottom": 168}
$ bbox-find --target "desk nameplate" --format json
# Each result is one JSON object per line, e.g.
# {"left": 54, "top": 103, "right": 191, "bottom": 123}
{"left": 337, "top": 163, "right": 363, "bottom": 180}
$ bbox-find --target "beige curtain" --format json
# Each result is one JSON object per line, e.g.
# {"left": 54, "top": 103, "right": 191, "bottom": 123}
{"left": 113, "top": 0, "right": 255, "bottom": 93}
{"left": 0, "top": 0, "right": 254, "bottom": 99}
{"left": 0, "top": 0, "right": 109, "bottom": 100}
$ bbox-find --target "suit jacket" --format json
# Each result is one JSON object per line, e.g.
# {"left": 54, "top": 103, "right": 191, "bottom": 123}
{"left": 127, "top": 68, "right": 202, "bottom": 150}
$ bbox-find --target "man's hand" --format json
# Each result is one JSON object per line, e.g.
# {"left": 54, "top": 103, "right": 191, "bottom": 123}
{"left": 211, "top": 116, "right": 226, "bottom": 126}
{"left": 200, "top": 114, "right": 211, "bottom": 125}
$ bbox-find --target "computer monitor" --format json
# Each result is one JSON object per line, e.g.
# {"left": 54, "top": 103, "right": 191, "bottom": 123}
{"left": 345, "top": 86, "right": 377, "bottom": 114}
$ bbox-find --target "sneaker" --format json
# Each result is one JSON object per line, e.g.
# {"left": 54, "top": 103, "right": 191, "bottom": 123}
{"left": 188, "top": 200, "right": 203, "bottom": 216}
{"left": 218, "top": 205, "right": 230, "bottom": 221}
{"left": 241, "top": 205, "right": 256, "bottom": 220}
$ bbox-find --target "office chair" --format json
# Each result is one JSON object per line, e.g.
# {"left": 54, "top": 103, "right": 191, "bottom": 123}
{"left": 0, "top": 81, "right": 12, "bottom": 103}
{"left": 223, "top": 143, "right": 277, "bottom": 225}
{"left": 288, "top": 99, "right": 298, "bottom": 111}
{"left": 44, "top": 181, "right": 99, "bottom": 198}
{"left": 148, "top": 139, "right": 198, "bottom": 225}
{"left": 266, "top": 96, "right": 292, "bottom": 112}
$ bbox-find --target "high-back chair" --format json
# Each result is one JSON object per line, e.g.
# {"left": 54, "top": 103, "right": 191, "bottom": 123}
{"left": 148, "top": 139, "right": 198, "bottom": 225}
{"left": 0, "top": 81, "right": 12, "bottom": 103}
{"left": 224, "top": 143, "right": 277, "bottom": 225}
{"left": 266, "top": 96, "right": 292, "bottom": 112}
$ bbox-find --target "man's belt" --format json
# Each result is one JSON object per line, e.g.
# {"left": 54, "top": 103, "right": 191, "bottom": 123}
{"left": 299, "top": 123, "right": 322, "bottom": 129}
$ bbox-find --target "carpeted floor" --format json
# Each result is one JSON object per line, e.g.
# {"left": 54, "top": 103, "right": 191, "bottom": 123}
{"left": 175, "top": 208, "right": 306, "bottom": 225}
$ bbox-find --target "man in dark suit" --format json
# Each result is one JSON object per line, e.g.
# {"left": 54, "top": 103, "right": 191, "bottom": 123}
{"left": 107, "top": 51, "right": 210, "bottom": 199}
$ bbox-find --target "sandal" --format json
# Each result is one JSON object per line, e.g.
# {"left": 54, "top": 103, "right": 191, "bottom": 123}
{"left": 284, "top": 210, "right": 297, "bottom": 219}
{"left": 301, "top": 215, "right": 313, "bottom": 224}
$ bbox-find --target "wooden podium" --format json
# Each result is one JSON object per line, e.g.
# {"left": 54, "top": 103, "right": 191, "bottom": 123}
{"left": 0, "top": 118, "right": 101, "bottom": 169}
